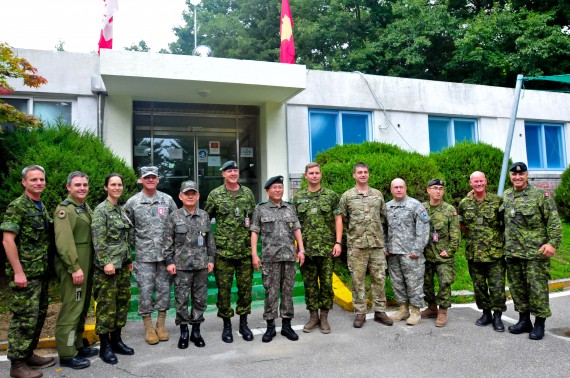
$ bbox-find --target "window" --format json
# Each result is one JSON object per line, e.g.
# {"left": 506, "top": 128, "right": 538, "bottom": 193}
{"left": 525, "top": 122, "right": 565, "bottom": 169}
{"left": 309, "top": 109, "right": 371, "bottom": 161}
{"left": 0, "top": 98, "right": 72, "bottom": 125}
{"left": 428, "top": 116, "right": 477, "bottom": 153}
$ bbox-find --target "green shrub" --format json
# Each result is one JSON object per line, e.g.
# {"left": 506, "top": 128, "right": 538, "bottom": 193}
{"left": 555, "top": 166, "right": 570, "bottom": 221}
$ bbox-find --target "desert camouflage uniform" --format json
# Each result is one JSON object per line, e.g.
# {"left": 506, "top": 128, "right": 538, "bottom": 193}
{"left": 163, "top": 207, "right": 215, "bottom": 325}
{"left": 1, "top": 194, "right": 52, "bottom": 361}
{"left": 458, "top": 193, "right": 506, "bottom": 312}
{"left": 502, "top": 185, "right": 562, "bottom": 318}
{"left": 335, "top": 187, "right": 388, "bottom": 314}
{"left": 386, "top": 196, "right": 430, "bottom": 308}
{"left": 422, "top": 201, "right": 460, "bottom": 309}
{"left": 293, "top": 187, "right": 339, "bottom": 311}
{"left": 124, "top": 191, "right": 177, "bottom": 316}
{"left": 204, "top": 184, "right": 255, "bottom": 319}
{"left": 250, "top": 201, "right": 301, "bottom": 320}
{"left": 92, "top": 200, "right": 132, "bottom": 335}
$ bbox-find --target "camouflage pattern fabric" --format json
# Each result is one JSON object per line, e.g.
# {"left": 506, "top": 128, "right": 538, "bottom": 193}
{"left": 422, "top": 201, "right": 460, "bottom": 263}
{"left": 250, "top": 201, "right": 301, "bottom": 262}
{"left": 92, "top": 200, "right": 132, "bottom": 269}
{"left": 93, "top": 266, "right": 131, "bottom": 334}
{"left": 163, "top": 207, "right": 216, "bottom": 270}
{"left": 173, "top": 269, "right": 209, "bottom": 325}
{"left": 214, "top": 256, "right": 253, "bottom": 318}
{"left": 387, "top": 254, "right": 426, "bottom": 308}
{"left": 424, "top": 260, "right": 455, "bottom": 308}
{"left": 7, "top": 279, "right": 49, "bottom": 360}
{"left": 468, "top": 260, "right": 507, "bottom": 312}
{"left": 348, "top": 247, "right": 388, "bottom": 314}
{"left": 261, "top": 261, "right": 297, "bottom": 320}
{"left": 300, "top": 255, "right": 334, "bottom": 310}
{"left": 133, "top": 261, "right": 172, "bottom": 315}
{"left": 506, "top": 257, "right": 551, "bottom": 318}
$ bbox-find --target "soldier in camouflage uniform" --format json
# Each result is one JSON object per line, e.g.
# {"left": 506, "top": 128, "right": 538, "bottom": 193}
{"left": 250, "top": 175, "right": 306, "bottom": 343}
{"left": 204, "top": 160, "right": 256, "bottom": 343}
{"left": 421, "top": 179, "right": 460, "bottom": 327}
{"left": 124, "top": 166, "right": 177, "bottom": 345}
{"left": 1, "top": 165, "right": 55, "bottom": 378}
{"left": 334, "top": 162, "right": 393, "bottom": 329}
{"left": 292, "top": 162, "right": 340, "bottom": 334}
{"left": 386, "top": 178, "right": 430, "bottom": 326}
{"left": 502, "top": 162, "right": 562, "bottom": 340}
{"left": 54, "top": 172, "right": 97, "bottom": 370}
{"left": 458, "top": 171, "right": 506, "bottom": 332}
{"left": 163, "top": 181, "right": 215, "bottom": 349}
{"left": 92, "top": 174, "right": 134, "bottom": 365}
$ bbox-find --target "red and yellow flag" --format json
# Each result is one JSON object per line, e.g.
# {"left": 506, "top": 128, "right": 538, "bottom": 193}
{"left": 98, "top": 0, "right": 119, "bottom": 55}
{"left": 280, "top": 0, "right": 295, "bottom": 64}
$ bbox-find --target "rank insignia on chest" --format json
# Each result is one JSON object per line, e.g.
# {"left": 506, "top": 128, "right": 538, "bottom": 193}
{"left": 57, "top": 210, "right": 66, "bottom": 219}
{"left": 158, "top": 207, "right": 165, "bottom": 216}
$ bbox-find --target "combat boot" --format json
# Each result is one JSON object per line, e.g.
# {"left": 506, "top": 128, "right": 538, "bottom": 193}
{"left": 391, "top": 304, "right": 410, "bottom": 322}
{"left": 77, "top": 338, "right": 99, "bottom": 358}
{"left": 435, "top": 307, "right": 448, "bottom": 327}
{"left": 475, "top": 309, "right": 492, "bottom": 327}
{"left": 492, "top": 311, "right": 505, "bottom": 332}
{"left": 178, "top": 324, "right": 189, "bottom": 349}
{"left": 508, "top": 312, "right": 533, "bottom": 334}
{"left": 281, "top": 318, "right": 299, "bottom": 341}
{"left": 353, "top": 313, "right": 366, "bottom": 328}
{"left": 190, "top": 324, "right": 205, "bottom": 347}
{"left": 303, "top": 310, "right": 320, "bottom": 333}
{"left": 142, "top": 315, "right": 159, "bottom": 345}
{"left": 406, "top": 306, "right": 421, "bottom": 326}
{"left": 374, "top": 311, "right": 394, "bottom": 326}
{"left": 239, "top": 314, "right": 254, "bottom": 341}
{"left": 10, "top": 360, "right": 42, "bottom": 378}
{"left": 421, "top": 303, "right": 438, "bottom": 319}
{"left": 98, "top": 334, "right": 118, "bottom": 365}
{"left": 221, "top": 317, "right": 233, "bottom": 343}
{"left": 111, "top": 328, "right": 135, "bottom": 355}
{"left": 155, "top": 311, "right": 169, "bottom": 342}
{"left": 262, "top": 319, "right": 276, "bottom": 343}
{"left": 26, "top": 354, "right": 55, "bottom": 369}
{"left": 529, "top": 317, "right": 546, "bottom": 340}
{"left": 319, "top": 309, "right": 331, "bottom": 334}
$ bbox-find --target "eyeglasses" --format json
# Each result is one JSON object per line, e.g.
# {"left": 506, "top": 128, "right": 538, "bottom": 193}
{"left": 429, "top": 186, "right": 445, "bottom": 192}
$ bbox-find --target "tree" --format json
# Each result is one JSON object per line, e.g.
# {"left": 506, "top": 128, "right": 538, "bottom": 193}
{"left": 55, "top": 40, "right": 65, "bottom": 51}
{"left": 125, "top": 40, "right": 151, "bottom": 52}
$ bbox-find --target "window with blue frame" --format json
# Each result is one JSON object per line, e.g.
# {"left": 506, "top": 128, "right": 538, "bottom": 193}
{"left": 525, "top": 122, "right": 565, "bottom": 169}
{"left": 309, "top": 109, "right": 370, "bottom": 161}
{"left": 428, "top": 116, "right": 477, "bottom": 152}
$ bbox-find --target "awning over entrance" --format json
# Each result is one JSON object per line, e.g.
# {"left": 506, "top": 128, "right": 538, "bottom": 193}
{"left": 98, "top": 51, "right": 306, "bottom": 105}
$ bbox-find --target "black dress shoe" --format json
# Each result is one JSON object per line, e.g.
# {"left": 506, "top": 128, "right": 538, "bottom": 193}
{"left": 60, "top": 356, "right": 90, "bottom": 369}
{"left": 77, "top": 346, "right": 99, "bottom": 358}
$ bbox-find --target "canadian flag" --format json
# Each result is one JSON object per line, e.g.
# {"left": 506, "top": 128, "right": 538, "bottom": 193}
{"left": 98, "top": 0, "right": 119, "bottom": 54}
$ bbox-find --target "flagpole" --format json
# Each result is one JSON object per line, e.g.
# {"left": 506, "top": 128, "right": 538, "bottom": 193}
{"left": 190, "top": 0, "right": 202, "bottom": 50}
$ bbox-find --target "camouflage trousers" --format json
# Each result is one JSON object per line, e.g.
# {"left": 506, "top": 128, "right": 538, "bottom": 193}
{"left": 214, "top": 256, "right": 253, "bottom": 318}
{"left": 347, "top": 247, "right": 387, "bottom": 314}
{"left": 133, "top": 261, "right": 172, "bottom": 316}
{"left": 387, "top": 253, "right": 425, "bottom": 308}
{"left": 262, "top": 261, "right": 296, "bottom": 320}
{"left": 7, "top": 278, "right": 49, "bottom": 361}
{"left": 300, "top": 255, "right": 334, "bottom": 311}
{"left": 468, "top": 259, "right": 507, "bottom": 312}
{"left": 174, "top": 269, "right": 209, "bottom": 325}
{"left": 506, "top": 257, "right": 551, "bottom": 318}
{"left": 424, "top": 260, "right": 455, "bottom": 308}
{"left": 93, "top": 267, "right": 131, "bottom": 335}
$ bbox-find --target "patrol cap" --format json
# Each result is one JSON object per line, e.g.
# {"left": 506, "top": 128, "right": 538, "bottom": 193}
{"left": 140, "top": 166, "right": 159, "bottom": 178}
{"left": 180, "top": 180, "right": 199, "bottom": 193}
{"left": 428, "top": 178, "right": 445, "bottom": 187}
{"left": 509, "top": 162, "right": 528, "bottom": 173}
{"left": 220, "top": 160, "right": 238, "bottom": 171}
{"left": 264, "top": 175, "right": 284, "bottom": 190}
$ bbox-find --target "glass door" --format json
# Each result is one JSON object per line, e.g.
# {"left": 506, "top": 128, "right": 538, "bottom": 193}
{"left": 196, "top": 134, "right": 237, "bottom": 206}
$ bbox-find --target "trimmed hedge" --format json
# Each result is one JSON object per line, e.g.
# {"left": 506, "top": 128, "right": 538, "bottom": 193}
{"left": 555, "top": 166, "right": 570, "bottom": 221}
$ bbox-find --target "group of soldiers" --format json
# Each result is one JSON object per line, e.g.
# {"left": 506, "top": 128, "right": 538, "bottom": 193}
{"left": 0, "top": 159, "right": 562, "bottom": 378}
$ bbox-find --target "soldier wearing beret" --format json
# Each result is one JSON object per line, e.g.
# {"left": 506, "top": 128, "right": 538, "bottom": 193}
{"left": 502, "top": 162, "right": 562, "bottom": 340}
{"left": 250, "top": 175, "right": 306, "bottom": 342}
{"left": 421, "top": 179, "right": 460, "bottom": 327}
{"left": 1, "top": 165, "right": 55, "bottom": 378}
{"left": 204, "top": 160, "right": 256, "bottom": 343}
{"left": 54, "top": 171, "right": 98, "bottom": 369}
{"left": 163, "top": 181, "right": 216, "bottom": 349}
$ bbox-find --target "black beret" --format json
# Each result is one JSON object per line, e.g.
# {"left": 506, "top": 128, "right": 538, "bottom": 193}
{"left": 220, "top": 160, "right": 238, "bottom": 171}
{"left": 264, "top": 175, "right": 284, "bottom": 190}
{"left": 428, "top": 178, "right": 445, "bottom": 187}
{"left": 509, "top": 162, "right": 528, "bottom": 173}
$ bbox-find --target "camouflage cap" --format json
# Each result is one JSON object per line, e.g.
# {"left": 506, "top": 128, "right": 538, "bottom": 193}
{"left": 180, "top": 180, "right": 199, "bottom": 193}
{"left": 264, "top": 175, "right": 284, "bottom": 190}
{"left": 509, "top": 162, "right": 528, "bottom": 173}
{"left": 220, "top": 160, "right": 238, "bottom": 171}
{"left": 140, "top": 166, "right": 159, "bottom": 178}
{"left": 428, "top": 178, "right": 445, "bottom": 187}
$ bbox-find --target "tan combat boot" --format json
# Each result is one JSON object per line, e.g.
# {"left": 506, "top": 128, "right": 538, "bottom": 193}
{"left": 406, "top": 305, "right": 421, "bottom": 326}
{"left": 303, "top": 310, "right": 320, "bottom": 333}
{"left": 143, "top": 315, "right": 159, "bottom": 345}
{"left": 10, "top": 360, "right": 43, "bottom": 378}
{"left": 390, "top": 304, "right": 410, "bottom": 321}
{"left": 421, "top": 303, "right": 438, "bottom": 319}
{"left": 320, "top": 309, "right": 331, "bottom": 334}
{"left": 435, "top": 307, "right": 448, "bottom": 327}
{"left": 155, "top": 311, "right": 169, "bottom": 341}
